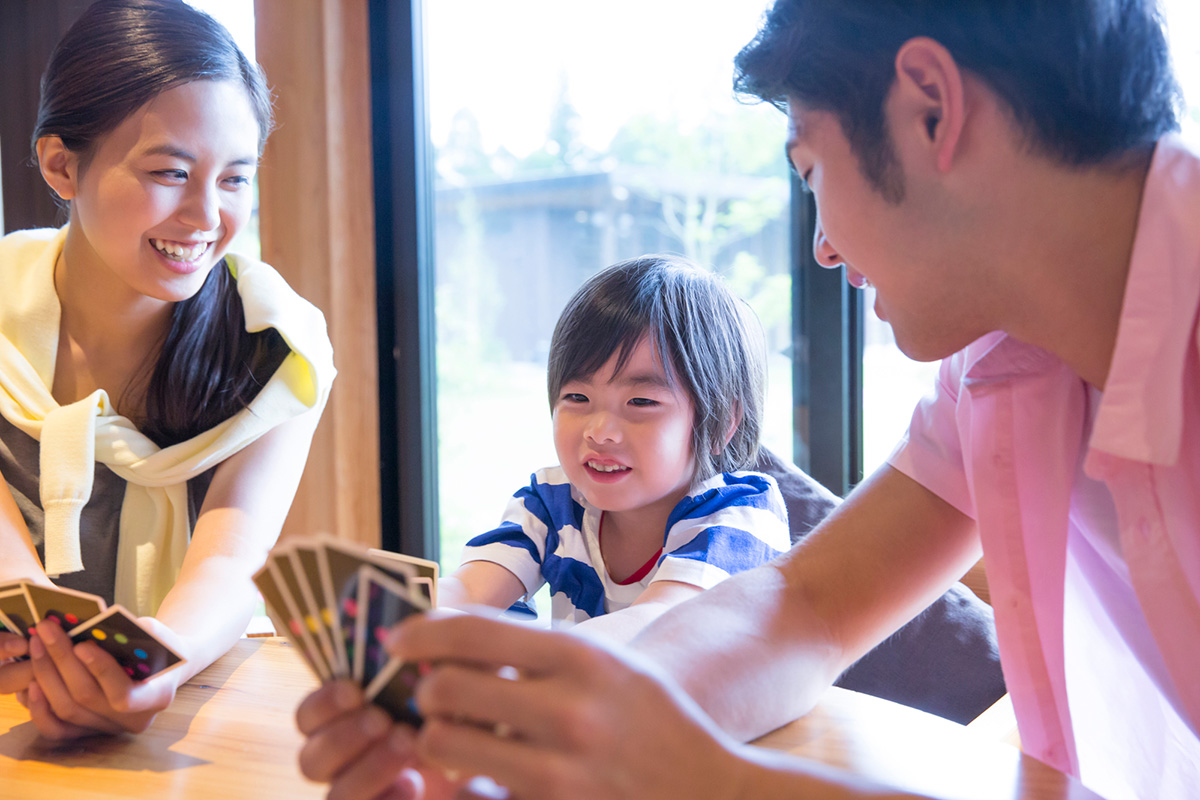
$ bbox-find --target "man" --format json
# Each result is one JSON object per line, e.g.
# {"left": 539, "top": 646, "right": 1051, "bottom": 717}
{"left": 296, "top": 2, "right": 1199, "bottom": 798}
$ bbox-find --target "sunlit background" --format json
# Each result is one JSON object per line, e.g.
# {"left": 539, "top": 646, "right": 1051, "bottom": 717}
{"left": 194, "top": 0, "right": 1200, "bottom": 575}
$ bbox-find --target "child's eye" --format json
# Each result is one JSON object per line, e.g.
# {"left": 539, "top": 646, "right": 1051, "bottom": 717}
{"left": 629, "top": 397, "right": 659, "bottom": 407}
{"left": 560, "top": 393, "right": 588, "bottom": 403}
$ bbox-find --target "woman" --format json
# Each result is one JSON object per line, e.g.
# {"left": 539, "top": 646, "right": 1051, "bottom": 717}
{"left": 0, "top": 0, "right": 334, "bottom": 740}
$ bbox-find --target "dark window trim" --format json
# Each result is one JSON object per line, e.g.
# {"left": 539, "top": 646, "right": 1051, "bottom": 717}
{"left": 369, "top": 0, "right": 440, "bottom": 559}
{"left": 791, "top": 181, "right": 864, "bottom": 497}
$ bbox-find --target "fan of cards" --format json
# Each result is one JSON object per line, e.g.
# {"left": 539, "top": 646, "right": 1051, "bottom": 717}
{"left": 253, "top": 536, "right": 438, "bottom": 728}
{"left": 0, "top": 579, "right": 185, "bottom": 681}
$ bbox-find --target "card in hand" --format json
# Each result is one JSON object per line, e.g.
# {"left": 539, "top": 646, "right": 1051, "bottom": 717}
{"left": 24, "top": 583, "right": 106, "bottom": 630}
{"left": 274, "top": 550, "right": 336, "bottom": 680}
{"left": 287, "top": 545, "right": 346, "bottom": 678}
{"left": 0, "top": 588, "right": 36, "bottom": 637}
{"left": 67, "top": 606, "right": 184, "bottom": 682}
{"left": 252, "top": 559, "right": 326, "bottom": 680}
{"left": 368, "top": 549, "right": 439, "bottom": 606}
{"left": 353, "top": 565, "right": 428, "bottom": 686}
{"left": 317, "top": 538, "right": 416, "bottom": 676}
{"left": 355, "top": 565, "right": 429, "bottom": 726}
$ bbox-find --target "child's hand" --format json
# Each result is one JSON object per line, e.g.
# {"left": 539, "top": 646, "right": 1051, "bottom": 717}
{"left": 23, "top": 616, "right": 186, "bottom": 740}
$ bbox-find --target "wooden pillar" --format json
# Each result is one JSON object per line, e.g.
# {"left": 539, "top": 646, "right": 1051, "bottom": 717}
{"left": 254, "top": 0, "right": 382, "bottom": 547}
{"left": 0, "top": 0, "right": 91, "bottom": 234}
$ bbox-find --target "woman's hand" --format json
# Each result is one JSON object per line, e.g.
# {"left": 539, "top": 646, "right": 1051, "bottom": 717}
{"left": 0, "top": 631, "right": 32, "bottom": 698}
{"left": 23, "top": 615, "right": 187, "bottom": 740}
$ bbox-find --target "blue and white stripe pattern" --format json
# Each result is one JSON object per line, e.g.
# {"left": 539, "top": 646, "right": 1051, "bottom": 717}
{"left": 461, "top": 466, "right": 790, "bottom": 627}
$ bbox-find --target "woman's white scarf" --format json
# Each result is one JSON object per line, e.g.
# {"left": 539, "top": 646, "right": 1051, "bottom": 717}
{"left": 0, "top": 227, "right": 335, "bottom": 615}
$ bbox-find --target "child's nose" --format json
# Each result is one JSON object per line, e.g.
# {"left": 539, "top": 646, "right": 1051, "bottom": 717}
{"left": 585, "top": 412, "right": 621, "bottom": 444}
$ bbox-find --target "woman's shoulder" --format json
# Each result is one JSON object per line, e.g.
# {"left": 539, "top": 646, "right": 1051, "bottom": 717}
{"left": 0, "top": 227, "right": 65, "bottom": 265}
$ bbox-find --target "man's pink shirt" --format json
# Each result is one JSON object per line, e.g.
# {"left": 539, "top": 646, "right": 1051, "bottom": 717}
{"left": 889, "top": 135, "right": 1200, "bottom": 793}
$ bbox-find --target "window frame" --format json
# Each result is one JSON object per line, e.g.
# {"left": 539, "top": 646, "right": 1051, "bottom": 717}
{"left": 369, "top": 0, "right": 864, "bottom": 560}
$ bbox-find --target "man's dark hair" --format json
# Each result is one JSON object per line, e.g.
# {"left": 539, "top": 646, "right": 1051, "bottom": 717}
{"left": 735, "top": 0, "right": 1182, "bottom": 200}
{"left": 547, "top": 255, "right": 767, "bottom": 482}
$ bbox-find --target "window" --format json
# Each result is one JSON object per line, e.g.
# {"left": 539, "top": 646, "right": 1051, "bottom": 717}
{"left": 423, "top": 0, "right": 792, "bottom": 570}
{"left": 374, "top": 0, "right": 1200, "bottom": 563}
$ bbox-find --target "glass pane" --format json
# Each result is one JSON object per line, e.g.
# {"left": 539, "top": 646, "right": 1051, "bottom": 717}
{"left": 862, "top": 2, "right": 1200, "bottom": 478}
{"left": 426, "top": 0, "right": 789, "bottom": 571}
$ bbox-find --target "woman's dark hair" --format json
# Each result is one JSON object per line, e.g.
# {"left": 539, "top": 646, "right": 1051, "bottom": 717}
{"left": 735, "top": 0, "right": 1182, "bottom": 201}
{"left": 33, "top": 0, "right": 286, "bottom": 446}
{"left": 547, "top": 255, "right": 767, "bottom": 482}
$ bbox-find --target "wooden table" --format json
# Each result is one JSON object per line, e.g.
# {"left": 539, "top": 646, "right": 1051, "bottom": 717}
{"left": 0, "top": 638, "right": 1103, "bottom": 799}
{"left": 0, "top": 638, "right": 324, "bottom": 799}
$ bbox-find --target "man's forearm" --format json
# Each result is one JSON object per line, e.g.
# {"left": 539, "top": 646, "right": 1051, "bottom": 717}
{"left": 630, "top": 562, "right": 844, "bottom": 741}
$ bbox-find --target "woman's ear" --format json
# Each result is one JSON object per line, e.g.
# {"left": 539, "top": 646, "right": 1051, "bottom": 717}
{"left": 35, "top": 136, "right": 80, "bottom": 201}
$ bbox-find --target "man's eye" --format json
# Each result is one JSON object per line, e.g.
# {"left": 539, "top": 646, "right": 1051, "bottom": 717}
{"left": 155, "top": 169, "right": 187, "bottom": 180}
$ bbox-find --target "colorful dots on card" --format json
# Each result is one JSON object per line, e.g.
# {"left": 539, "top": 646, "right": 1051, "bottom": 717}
{"left": 125, "top": 666, "right": 135, "bottom": 677}
{"left": 321, "top": 609, "right": 334, "bottom": 625}
{"left": 342, "top": 598, "right": 358, "bottom": 616}
{"left": 289, "top": 620, "right": 303, "bottom": 635}
{"left": 137, "top": 663, "right": 150, "bottom": 674}
{"left": 64, "top": 613, "right": 79, "bottom": 625}
{"left": 134, "top": 648, "right": 147, "bottom": 660}
{"left": 374, "top": 626, "right": 388, "bottom": 644}
{"left": 91, "top": 629, "right": 107, "bottom": 641}
{"left": 114, "top": 633, "right": 129, "bottom": 645}
{"left": 305, "top": 615, "right": 318, "bottom": 632}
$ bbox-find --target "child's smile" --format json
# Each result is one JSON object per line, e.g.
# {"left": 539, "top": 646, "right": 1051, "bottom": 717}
{"left": 553, "top": 336, "right": 696, "bottom": 530}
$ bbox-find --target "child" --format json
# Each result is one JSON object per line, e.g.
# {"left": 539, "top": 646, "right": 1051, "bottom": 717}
{"left": 438, "top": 254, "right": 790, "bottom": 640}
{"left": 0, "top": 0, "right": 334, "bottom": 740}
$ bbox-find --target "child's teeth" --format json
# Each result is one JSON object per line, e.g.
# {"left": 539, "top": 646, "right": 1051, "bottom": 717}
{"left": 588, "top": 462, "right": 628, "bottom": 473}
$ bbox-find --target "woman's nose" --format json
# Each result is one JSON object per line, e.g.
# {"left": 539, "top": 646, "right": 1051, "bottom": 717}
{"left": 179, "top": 182, "right": 221, "bottom": 231}
{"left": 813, "top": 215, "right": 843, "bottom": 269}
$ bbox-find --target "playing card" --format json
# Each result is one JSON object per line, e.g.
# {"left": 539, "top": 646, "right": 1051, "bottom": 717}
{"left": 409, "top": 577, "right": 434, "bottom": 607}
{"left": 0, "top": 588, "right": 36, "bottom": 637}
{"left": 368, "top": 549, "right": 439, "bottom": 606}
{"left": 252, "top": 560, "right": 324, "bottom": 680}
{"left": 354, "top": 565, "right": 429, "bottom": 688}
{"left": 317, "top": 538, "right": 417, "bottom": 677}
{"left": 67, "top": 605, "right": 184, "bottom": 682}
{"left": 287, "top": 545, "right": 346, "bottom": 677}
{"left": 365, "top": 656, "right": 427, "bottom": 728}
{"left": 269, "top": 549, "right": 332, "bottom": 680}
{"left": 24, "top": 583, "right": 106, "bottom": 630}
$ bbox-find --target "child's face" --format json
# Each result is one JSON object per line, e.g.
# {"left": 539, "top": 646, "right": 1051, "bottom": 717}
{"left": 59, "top": 79, "right": 260, "bottom": 306}
{"left": 552, "top": 336, "right": 697, "bottom": 527}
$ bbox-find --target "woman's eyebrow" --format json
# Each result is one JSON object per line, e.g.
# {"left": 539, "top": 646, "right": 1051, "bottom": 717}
{"left": 140, "top": 143, "right": 256, "bottom": 167}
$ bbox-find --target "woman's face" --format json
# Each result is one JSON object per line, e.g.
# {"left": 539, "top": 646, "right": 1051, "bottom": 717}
{"left": 58, "top": 79, "right": 260, "bottom": 305}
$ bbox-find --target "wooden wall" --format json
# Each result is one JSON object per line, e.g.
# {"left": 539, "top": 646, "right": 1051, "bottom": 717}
{"left": 254, "top": 0, "right": 382, "bottom": 547}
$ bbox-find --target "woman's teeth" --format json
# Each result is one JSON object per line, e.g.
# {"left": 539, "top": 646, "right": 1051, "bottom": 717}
{"left": 588, "top": 462, "right": 629, "bottom": 473}
{"left": 151, "top": 239, "right": 209, "bottom": 261}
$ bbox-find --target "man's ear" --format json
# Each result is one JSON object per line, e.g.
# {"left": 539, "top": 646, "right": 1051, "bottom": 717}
{"left": 35, "top": 136, "right": 80, "bottom": 201}
{"left": 891, "top": 36, "right": 967, "bottom": 173}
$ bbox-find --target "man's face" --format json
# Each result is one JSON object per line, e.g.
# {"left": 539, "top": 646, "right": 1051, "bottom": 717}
{"left": 785, "top": 97, "right": 989, "bottom": 362}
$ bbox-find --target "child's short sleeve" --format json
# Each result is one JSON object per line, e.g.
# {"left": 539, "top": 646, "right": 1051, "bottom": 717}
{"left": 459, "top": 468, "right": 578, "bottom": 597}
{"left": 652, "top": 471, "right": 791, "bottom": 590}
